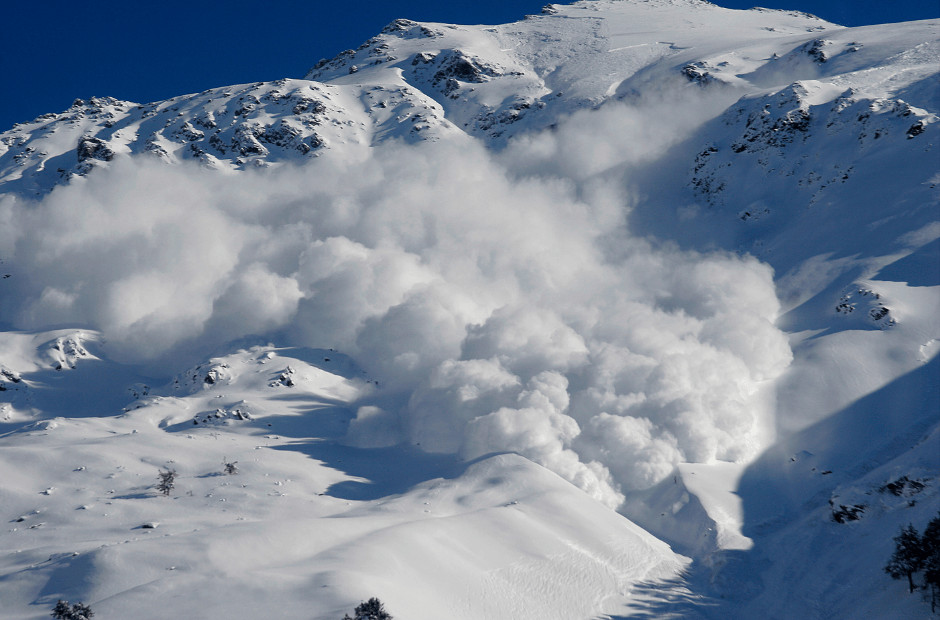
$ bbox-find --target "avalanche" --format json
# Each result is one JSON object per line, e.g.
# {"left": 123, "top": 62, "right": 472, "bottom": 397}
{"left": 0, "top": 1, "right": 937, "bottom": 618}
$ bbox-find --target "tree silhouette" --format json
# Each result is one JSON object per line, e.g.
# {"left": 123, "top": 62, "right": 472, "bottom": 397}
{"left": 51, "top": 600, "right": 94, "bottom": 620}
{"left": 156, "top": 468, "right": 177, "bottom": 496}
{"left": 342, "top": 597, "right": 392, "bottom": 620}
{"left": 923, "top": 513, "right": 940, "bottom": 612}
{"left": 885, "top": 524, "right": 927, "bottom": 593}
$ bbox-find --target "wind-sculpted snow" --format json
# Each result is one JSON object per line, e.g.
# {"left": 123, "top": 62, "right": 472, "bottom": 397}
{"left": 0, "top": 122, "right": 791, "bottom": 504}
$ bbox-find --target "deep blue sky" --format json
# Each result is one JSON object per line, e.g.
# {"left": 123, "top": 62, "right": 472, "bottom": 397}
{"left": 2, "top": 1, "right": 937, "bottom": 132}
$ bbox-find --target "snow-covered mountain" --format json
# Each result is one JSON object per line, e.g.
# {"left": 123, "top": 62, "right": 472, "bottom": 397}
{"left": 1, "top": 1, "right": 937, "bottom": 618}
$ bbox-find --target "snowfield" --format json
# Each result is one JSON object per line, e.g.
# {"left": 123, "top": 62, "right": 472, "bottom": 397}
{"left": 0, "top": 1, "right": 937, "bottom": 618}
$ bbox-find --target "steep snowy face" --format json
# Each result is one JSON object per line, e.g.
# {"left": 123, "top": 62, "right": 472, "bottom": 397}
{"left": 0, "top": 0, "right": 844, "bottom": 196}
{"left": 691, "top": 22, "right": 939, "bottom": 218}
{"left": 306, "top": 0, "right": 842, "bottom": 140}
{"left": 0, "top": 80, "right": 461, "bottom": 198}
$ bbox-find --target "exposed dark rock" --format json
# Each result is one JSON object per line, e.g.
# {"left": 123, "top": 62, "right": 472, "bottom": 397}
{"left": 76, "top": 136, "right": 114, "bottom": 162}
{"left": 879, "top": 476, "right": 927, "bottom": 497}
{"left": 830, "top": 500, "right": 866, "bottom": 523}
{"left": 906, "top": 120, "right": 925, "bottom": 139}
{"left": 682, "top": 62, "right": 719, "bottom": 87}
{"left": 802, "top": 39, "right": 832, "bottom": 63}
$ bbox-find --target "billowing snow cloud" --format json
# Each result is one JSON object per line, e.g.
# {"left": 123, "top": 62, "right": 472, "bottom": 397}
{"left": 0, "top": 99, "right": 791, "bottom": 506}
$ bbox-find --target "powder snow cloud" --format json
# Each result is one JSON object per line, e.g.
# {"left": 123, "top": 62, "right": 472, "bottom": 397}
{"left": 0, "top": 98, "right": 792, "bottom": 506}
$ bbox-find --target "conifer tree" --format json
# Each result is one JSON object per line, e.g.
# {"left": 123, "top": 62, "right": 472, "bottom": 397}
{"left": 156, "top": 468, "right": 177, "bottom": 496}
{"left": 342, "top": 597, "right": 392, "bottom": 620}
{"left": 923, "top": 513, "right": 940, "bottom": 612}
{"left": 51, "top": 600, "right": 94, "bottom": 620}
{"left": 885, "top": 524, "right": 927, "bottom": 593}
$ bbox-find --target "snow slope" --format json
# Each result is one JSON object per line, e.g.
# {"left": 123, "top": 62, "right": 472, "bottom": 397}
{"left": 0, "top": 0, "right": 846, "bottom": 195}
{"left": 0, "top": 1, "right": 938, "bottom": 618}
{"left": 0, "top": 337, "right": 683, "bottom": 619}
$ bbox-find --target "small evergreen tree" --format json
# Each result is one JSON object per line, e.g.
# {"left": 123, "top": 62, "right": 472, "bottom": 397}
{"left": 342, "top": 597, "right": 392, "bottom": 620}
{"left": 51, "top": 600, "right": 94, "bottom": 620}
{"left": 885, "top": 524, "right": 927, "bottom": 593}
{"left": 156, "top": 468, "right": 177, "bottom": 496}
{"left": 923, "top": 513, "right": 940, "bottom": 612}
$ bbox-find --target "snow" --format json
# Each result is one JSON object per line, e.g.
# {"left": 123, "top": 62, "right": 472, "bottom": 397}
{"left": 676, "top": 462, "right": 752, "bottom": 551}
{"left": 0, "top": 340, "right": 685, "bottom": 619}
{"left": 1, "top": 1, "right": 938, "bottom": 617}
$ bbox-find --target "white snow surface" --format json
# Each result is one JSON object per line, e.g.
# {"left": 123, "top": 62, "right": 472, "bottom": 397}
{"left": 0, "top": 1, "right": 938, "bottom": 618}
{"left": 0, "top": 342, "right": 683, "bottom": 619}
